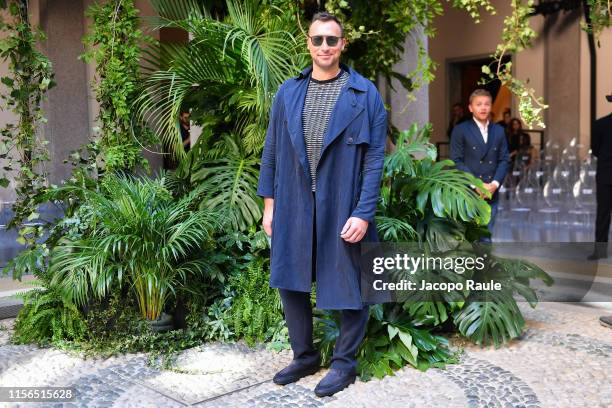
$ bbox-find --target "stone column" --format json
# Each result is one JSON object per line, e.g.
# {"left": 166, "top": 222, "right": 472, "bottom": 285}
{"left": 386, "top": 29, "right": 429, "bottom": 132}
{"left": 39, "top": 0, "right": 90, "bottom": 184}
{"left": 543, "top": 9, "right": 582, "bottom": 150}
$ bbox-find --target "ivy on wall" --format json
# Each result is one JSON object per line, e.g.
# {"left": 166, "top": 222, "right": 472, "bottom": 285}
{"left": 0, "top": 0, "right": 55, "bottom": 247}
{"left": 482, "top": 0, "right": 547, "bottom": 129}
{"left": 584, "top": 0, "right": 612, "bottom": 39}
{"left": 326, "top": 0, "right": 610, "bottom": 129}
{"left": 81, "top": 0, "right": 153, "bottom": 172}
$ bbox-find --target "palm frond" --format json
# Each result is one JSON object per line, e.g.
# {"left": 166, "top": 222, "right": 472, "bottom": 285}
{"left": 375, "top": 215, "right": 418, "bottom": 242}
{"left": 136, "top": 0, "right": 305, "bottom": 157}
{"left": 191, "top": 134, "right": 262, "bottom": 232}
{"left": 148, "top": 0, "right": 208, "bottom": 25}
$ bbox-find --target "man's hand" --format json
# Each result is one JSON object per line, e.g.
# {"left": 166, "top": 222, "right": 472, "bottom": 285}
{"left": 263, "top": 198, "right": 274, "bottom": 237}
{"left": 340, "top": 217, "right": 369, "bottom": 243}
{"left": 473, "top": 182, "right": 497, "bottom": 199}
{"left": 483, "top": 182, "right": 498, "bottom": 195}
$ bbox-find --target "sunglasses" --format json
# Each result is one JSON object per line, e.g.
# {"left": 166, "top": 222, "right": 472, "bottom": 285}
{"left": 308, "top": 35, "right": 343, "bottom": 47}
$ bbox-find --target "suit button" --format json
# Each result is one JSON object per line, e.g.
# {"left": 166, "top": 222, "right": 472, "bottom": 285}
{"left": 348, "top": 137, "right": 353, "bottom": 143}
{"left": 489, "top": 161, "right": 493, "bottom": 164}
{"left": 473, "top": 146, "right": 476, "bottom": 149}
{"left": 480, "top": 160, "right": 483, "bottom": 163}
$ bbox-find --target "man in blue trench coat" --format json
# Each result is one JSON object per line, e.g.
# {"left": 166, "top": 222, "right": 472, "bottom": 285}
{"left": 256, "top": 12, "right": 388, "bottom": 397}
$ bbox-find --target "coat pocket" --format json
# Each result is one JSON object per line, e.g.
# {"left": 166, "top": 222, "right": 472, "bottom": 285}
{"left": 345, "top": 111, "right": 371, "bottom": 145}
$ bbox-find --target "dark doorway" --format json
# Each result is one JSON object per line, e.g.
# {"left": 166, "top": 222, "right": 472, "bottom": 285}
{"left": 448, "top": 55, "right": 512, "bottom": 118}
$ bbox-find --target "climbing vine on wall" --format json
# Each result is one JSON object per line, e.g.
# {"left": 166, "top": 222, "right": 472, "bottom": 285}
{"left": 0, "top": 0, "right": 55, "bottom": 247}
{"left": 482, "top": 0, "right": 547, "bottom": 128}
{"left": 326, "top": 0, "right": 609, "bottom": 129}
{"left": 584, "top": 0, "right": 612, "bottom": 39}
{"left": 81, "top": 0, "right": 153, "bottom": 172}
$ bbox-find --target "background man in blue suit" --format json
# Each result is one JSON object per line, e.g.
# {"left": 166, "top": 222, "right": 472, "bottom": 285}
{"left": 450, "top": 89, "right": 510, "bottom": 241}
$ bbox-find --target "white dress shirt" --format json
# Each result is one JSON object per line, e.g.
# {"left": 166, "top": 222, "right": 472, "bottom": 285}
{"left": 473, "top": 117, "right": 489, "bottom": 144}
{"left": 473, "top": 117, "right": 499, "bottom": 188}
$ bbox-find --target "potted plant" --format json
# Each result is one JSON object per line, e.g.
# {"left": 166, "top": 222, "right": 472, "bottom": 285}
{"left": 48, "top": 174, "right": 218, "bottom": 332}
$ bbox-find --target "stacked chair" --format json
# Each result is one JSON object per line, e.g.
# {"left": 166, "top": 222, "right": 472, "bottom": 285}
{"left": 495, "top": 137, "right": 597, "bottom": 241}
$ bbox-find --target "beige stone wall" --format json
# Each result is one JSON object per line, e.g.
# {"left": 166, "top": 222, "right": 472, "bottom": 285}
{"left": 596, "top": 29, "right": 612, "bottom": 118}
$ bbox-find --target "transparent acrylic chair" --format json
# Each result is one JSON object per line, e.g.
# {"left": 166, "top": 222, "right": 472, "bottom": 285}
{"left": 510, "top": 168, "right": 540, "bottom": 241}
{"left": 568, "top": 152, "right": 597, "bottom": 227}
{"left": 539, "top": 177, "right": 565, "bottom": 224}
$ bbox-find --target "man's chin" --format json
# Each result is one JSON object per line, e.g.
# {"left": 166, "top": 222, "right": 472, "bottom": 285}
{"left": 315, "top": 59, "right": 338, "bottom": 70}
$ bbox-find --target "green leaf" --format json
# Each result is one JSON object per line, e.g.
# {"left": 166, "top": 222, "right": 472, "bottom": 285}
{"left": 387, "top": 325, "right": 399, "bottom": 340}
{"left": 397, "top": 330, "right": 418, "bottom": 361}
{"left": 1, "top": 76, "right": 14, "bottom": 86}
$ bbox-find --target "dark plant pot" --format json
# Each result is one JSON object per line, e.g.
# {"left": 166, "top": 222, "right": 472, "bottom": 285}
{"left": 147, "top": 312, "right": 173, "bottom": 333}
{"left": 172, "top": 296, "right": 187, "bottom": 330}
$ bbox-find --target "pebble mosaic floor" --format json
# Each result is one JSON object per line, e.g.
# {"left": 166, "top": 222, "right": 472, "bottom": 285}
{"left": 0, "top": 302, "right": 611, "bottom": 408}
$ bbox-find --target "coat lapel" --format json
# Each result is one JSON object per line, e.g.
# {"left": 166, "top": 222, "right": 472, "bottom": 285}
{"left": 320, "top": 86, "right": 364, "bottom": 159}
{"left": 283, "top": 75, "right": 312, "bottom": 183}
{"left": 468, "top": 120, "right": 486, "bottom": 148}
{"left": 282, "top": 63, "right": 368, "bottom": 179}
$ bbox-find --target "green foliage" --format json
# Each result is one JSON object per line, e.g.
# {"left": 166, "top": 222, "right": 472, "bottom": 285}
{"left": 162, "top": 132, "right": 263, "bottom": 233}
{"left": 2, "top": 243, "right": 48, "bottom": 281}
{"left": 12, "top": 287, "right": 87, "bottom": 345}
{"left": 378, "top": 123, "right": 490, "bottom": 249}
{"left": 192, "top": 134, "right": 263, "bottom": 232}
{"left": 583, "top": 0, "right": 612, "bottom": 40}
{"left": 0, "top": 0, "right": 55, "bottom": 247}
{"left": 226, "top": 257, "right": 284, "bottom": 346}
{"left": 315, "top": 304, "right": 457, "bottom": 381}
{"left": 81, "top": 0, "right": 153, "bottom": 171}
{"left": 452, "top": 247, "right": 554, "bottom": 347}
{"left": 138, "top": 0, "right": 307, "bottom": 157}
{"left": 480, "top": 0, "right": 548, "bottom": 129}
{"left": 48, "top": 174, "right": 220, "bottom": 320}
{"left": 371, "top": 123, "right": 552, "bottom": 359}
{"left": 324, "top": 0, "right": 495, "bottom": 101}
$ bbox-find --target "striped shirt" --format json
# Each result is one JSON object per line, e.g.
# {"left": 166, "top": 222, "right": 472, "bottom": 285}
{"left": 302, "top": 69, "right": 350, "bottom": 191}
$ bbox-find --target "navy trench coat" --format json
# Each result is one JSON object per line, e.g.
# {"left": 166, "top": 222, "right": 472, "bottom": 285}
{"left": 256, "top": 63, "right": 388, "bottom": 310}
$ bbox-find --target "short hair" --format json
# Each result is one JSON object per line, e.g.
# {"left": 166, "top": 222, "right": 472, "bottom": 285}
{"left": 310, "top": 12, "right": 344, "bottom": 37}
{"left": 469, "top": 89, "right": 492, "bottom": 104}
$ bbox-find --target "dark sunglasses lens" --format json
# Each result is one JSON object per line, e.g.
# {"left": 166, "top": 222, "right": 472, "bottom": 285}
{"left": 326, "top": 36, "right": 339, "bottom": 46}
{"left": 311, "top": 36, "right": 323, "bottom": 46}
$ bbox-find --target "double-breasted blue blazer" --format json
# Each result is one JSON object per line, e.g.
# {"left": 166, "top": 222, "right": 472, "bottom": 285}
{"left": 450, "top": 119, "right": 510, "bottom": 202}
{"left": 256, "top": 63, "right": 388, "bottom": 310}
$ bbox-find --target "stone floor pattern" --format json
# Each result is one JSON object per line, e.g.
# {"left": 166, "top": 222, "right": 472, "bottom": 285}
{"left": 0, "top": 302, "right": 611, "bottom": 408}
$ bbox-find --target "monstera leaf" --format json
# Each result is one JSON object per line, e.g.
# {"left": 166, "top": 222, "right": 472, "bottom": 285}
{"left": 453, "top": 290, "right": 524, "bottom": 347}
{"left": 413, "top": 159, "right": 490, "bottom": 225}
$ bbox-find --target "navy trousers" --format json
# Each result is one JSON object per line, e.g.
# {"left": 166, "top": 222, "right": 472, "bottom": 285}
{"left": 278, "top": 192, "right": 369, "bottom": 374}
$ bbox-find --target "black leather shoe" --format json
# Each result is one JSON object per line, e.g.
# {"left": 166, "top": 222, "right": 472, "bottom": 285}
{"left": 587, "top": 252, "right": 607, "bottom": 261}
{"left": 600, "top": 315, "right": 612, "bottom": 329}
{"left": 273, "top": 359, "right": 321, "bottom": 385}
{"left": 314, "top": 368, "right": 356, "bottom": 397}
